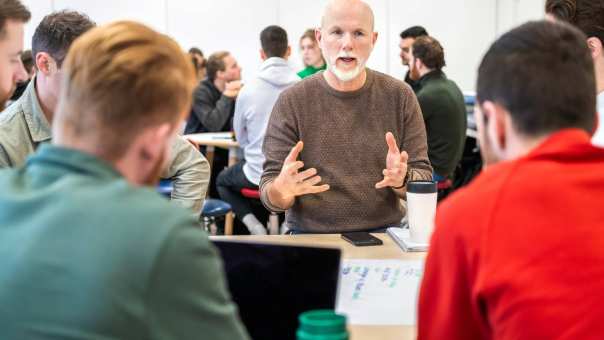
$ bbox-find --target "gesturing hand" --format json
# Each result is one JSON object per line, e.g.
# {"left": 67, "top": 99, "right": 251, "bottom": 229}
{"left": 273, "top": 141, "right": 330, "bottom": 200}
{"left": 375, "top": 132, "right": 409, "bottom": 189}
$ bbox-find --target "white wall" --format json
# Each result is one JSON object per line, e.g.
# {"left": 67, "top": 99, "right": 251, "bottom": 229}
{"left": 21, "top": 0, "right": 546, "bottom": 91}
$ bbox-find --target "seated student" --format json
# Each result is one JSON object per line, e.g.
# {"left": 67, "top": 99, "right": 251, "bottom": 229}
{"left": 0, "top": 11, "right": 210, "bottom": 212}
{"left": 545, "top": 0, "right": 604, "bottom": 147}
{"left": 297, "top": 28, "right": 326, "bottom": 78}
{"left": 217, "top": 25, "right": 299, "bottom": 235}
{"left": 0, "top": 20, "right": 249, "bottom": 340}
{"left": 418, "top": 21, "right": 604, "bottom": 339}
{"left": 185, "top": 50, "right": 242, "bottom": 198}
{"left": 408, "top": 35, "right": 466, "bottom": 183}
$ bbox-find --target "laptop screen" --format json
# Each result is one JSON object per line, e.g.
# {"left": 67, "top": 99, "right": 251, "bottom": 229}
{"left": 212, "top": 240, "right": 341, "bottom": 340}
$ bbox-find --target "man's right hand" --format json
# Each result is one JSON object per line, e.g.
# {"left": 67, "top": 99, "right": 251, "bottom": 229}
{"left": 223, "top": 80, "right": 242, "bottom": 98}
{"left": 268, "top": 141, "right": 330, "bottom": 209}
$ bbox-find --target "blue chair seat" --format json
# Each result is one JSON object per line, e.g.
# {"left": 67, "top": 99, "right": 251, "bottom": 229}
{"left": 202, "top": 198, "right": 232, "bottom": 218}
{"left": 157, "top": 179, "right": 173, "bottom": 197}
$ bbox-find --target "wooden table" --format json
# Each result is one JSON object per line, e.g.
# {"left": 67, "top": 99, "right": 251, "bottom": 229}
{"left": 185, "top": 132, "right": 240, "bottom": 235}
{"left": 211, "top": 233, "right": 426, "bottom": 340}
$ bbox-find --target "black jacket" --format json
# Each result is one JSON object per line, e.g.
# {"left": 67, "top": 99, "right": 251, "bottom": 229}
{"left": 185, "top": 79, "right": 235, "bottom": 134}
{"left": 415, "top": 70, "right": 467, "bottom": 178}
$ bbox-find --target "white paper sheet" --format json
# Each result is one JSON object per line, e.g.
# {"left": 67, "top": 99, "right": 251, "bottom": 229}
{"left": 335, "top": 259, "right": 424, "bottom": 325}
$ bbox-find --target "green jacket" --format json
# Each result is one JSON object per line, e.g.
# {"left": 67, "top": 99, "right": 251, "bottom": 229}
{"left": 0, "top": 79, "right": 210, "bottom": 211}
{"left": 297, "top": 64, "right": 326, "bottom": 79}
{"left": 415, "top": 70, "right": 467, "bottom": 178}
{"left": 0, "top": 144, "right": 250, "bottom": 340}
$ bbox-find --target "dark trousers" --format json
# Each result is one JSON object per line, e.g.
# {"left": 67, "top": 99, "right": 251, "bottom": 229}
{"left": 216, "top": 161, "right": 259, "bottom": 220}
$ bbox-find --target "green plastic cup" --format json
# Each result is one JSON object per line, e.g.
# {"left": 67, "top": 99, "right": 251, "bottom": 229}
{"left": 296, "top": 310, "right": 349, "bottom": 340}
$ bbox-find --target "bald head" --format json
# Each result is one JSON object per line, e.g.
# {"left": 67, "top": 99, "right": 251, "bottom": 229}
{"left": 321, "top": 0, "right": 375, "bottom": 31}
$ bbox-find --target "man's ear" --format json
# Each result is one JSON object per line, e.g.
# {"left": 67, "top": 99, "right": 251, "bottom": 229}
{"left": 482, "top": 101, "right": 508, "bottom": 153}
{"left": 315, "top": 28, "right": 322, "bottom": 44}
{"left": 587, "top": 37, "right": 603, "bottom": 60}
{"left": 371, "top": 31, "right": 378, "bottom": 46}
{"left": 260, "top": 48, "right": 267, "bottom": 61}
{"left": 285, "top": 45, "right": 291, "bottom": 59}
{"left": 139, "top": 123, "right": 173, "bottom": 163}
{"left": 35, "top": 52, "right": 53, "bottom": 75}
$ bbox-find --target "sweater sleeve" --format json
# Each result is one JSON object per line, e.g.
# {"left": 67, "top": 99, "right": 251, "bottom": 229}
{"left": 259, "top": 91, "right": 299, "bottom": 212}
{"left": 417, "top": 200, "right": 489, "bottom": 340}
{"left": 402, "top": 92, "right": 433, "bottom": 181}
{"left": 160, "top": 135, "right": 210, "bottom": 212}
{"left": 147, "top": 224, "right": 250, "bottom": 340}
{"left": 190, "top": 85, "right": 235, "bottom": 132}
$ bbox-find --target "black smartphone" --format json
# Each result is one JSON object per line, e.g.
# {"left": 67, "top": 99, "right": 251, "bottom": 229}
{"left": 341, "top": 232, "right": 383, "bottom": 247}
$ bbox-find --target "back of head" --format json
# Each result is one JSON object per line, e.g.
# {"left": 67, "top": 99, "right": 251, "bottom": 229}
{"left": 477, "top": 20, "right": 596, "bottom": 137}
{"left": 400, "top": 25, "right": 428, "bottom": 39}
{"left": 32, "top": 11, "right": 95, "bottom": 67}
{"left": 545, "top": 0, "right": 604, "bottom": 44}
{"left": 0, "top": 0, "right": 30, "bottom": 38}
{"left": 260, "top": 25, "right": 288, "bottom": 59}
{"left": 55, "top": 21, "right": 196, "bottom": 162}
{"left": 206, "top": 51, "right": 229, "bottom": 81}
{"left": 412, "top": 35, "right": 446, "bottom": 71}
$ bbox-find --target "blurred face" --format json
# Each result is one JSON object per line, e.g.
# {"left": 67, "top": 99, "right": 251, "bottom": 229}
{"left": 300, "top": 37, "right": 323, "bottom": 67}
{"left": 408, "top": 48, "right": 421, "bottom": 81}
{"left": 319, "top": 3, "right": 377, "bottom": 82}
{"left": 399, "top": 37, "right": 415, "bottom": 66}
{"left": 0, "top": 20, "right": 27, "bottom": 106}
{"left": 220, "top": 54, "right": 241, "bottom": 82}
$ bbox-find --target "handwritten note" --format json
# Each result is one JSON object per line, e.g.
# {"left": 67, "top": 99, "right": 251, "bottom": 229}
{"left": 335, "top": 259, "right": 424, "bottom": 325}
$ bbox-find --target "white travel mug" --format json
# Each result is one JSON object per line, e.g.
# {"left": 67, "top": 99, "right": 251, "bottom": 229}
{"left": 407, "top": 181, "right": 438, "bottom": 244}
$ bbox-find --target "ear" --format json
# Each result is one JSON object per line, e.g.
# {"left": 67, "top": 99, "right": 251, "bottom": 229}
{"left": 260, "top": 48, "right": 267, "bottom": 61}
{"left": 371, "top": 31, "right": 378, "bottom": 46}
{"left": 482, "top": 101, "right": 508, "bottom": 155}
{"left": 587, "top": 37, "right": 603, "bottom": 60}
{"left": 285, "top": 45, "right": 292, "bottom": 59}
{"left": 35, "top": 52, "right": 53, "bottom": 75}
{"left": 138, "top": 122, "right": 174, "bottom": 164}
{"left": 315, "top": 28, "right": 322, "bottom": 44}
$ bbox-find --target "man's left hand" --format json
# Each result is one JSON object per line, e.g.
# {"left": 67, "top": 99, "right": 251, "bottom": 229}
{"left": 375, "top": 132, "right": 408, "bottom": 189}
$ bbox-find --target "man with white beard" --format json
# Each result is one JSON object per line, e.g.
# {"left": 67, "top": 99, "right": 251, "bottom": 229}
{"left": 260, "top": 0, "right": 432, "bottom": 234}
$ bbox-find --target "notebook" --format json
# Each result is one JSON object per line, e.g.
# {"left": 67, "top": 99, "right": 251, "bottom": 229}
{"left": 387, "top": 227, "right": 429, "bottom": 252}
{"left": 212, "top": 240, "right": 341, "bottom": 340}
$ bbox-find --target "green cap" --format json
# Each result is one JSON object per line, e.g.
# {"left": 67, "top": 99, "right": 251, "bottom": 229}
{"left": 297, "top": 310, "right": 348, "bottom": 340}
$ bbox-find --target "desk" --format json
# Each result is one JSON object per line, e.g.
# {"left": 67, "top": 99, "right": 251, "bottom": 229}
{"left": 184, "top": 132, "right": 239, "bottom": 166}
{"left": 185, "top": 132, "right": 240, "bottom": 235}
{"left": 211, "top": 233, "right": 426, "bottom": 340}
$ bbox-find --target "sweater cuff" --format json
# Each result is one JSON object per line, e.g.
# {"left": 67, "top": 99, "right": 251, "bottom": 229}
{"left": 260, "top": 180, "right": 287, "bottom": 213}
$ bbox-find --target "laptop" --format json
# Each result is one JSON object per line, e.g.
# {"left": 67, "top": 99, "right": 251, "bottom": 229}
{"left": 212, "top": 240, "right": 341, "bottom": 340}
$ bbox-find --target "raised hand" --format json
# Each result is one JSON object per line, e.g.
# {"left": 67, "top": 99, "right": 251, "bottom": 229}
{"left": 273, "top": 141, "right": 330, "bottom": 200}
{"left": 375, "top": 132, "right": 409, "bottom": 189}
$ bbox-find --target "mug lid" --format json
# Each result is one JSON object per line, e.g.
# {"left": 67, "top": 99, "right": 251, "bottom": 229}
{"left": 407, "top": 180, "right": 437, "bottom": 194}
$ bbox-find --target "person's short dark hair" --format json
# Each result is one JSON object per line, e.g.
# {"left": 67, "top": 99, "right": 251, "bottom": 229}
{"left": 189, "top": 47, "right": 203, "bottom": 57}
{"left": 400, "top": 26, "right": 428, "bottom": 39}
{"left": 0, "top": 0, "right": 30, "bottom": 39}
{"left": 545, "top": 0, "right": 604, "bottom": 45}
{"left": 412, "top": 36, "right": 445, "bottom": 70}
{"left": 20, "top": 49, "right": 33, "bottom": 72}
{"left": 32, "top": 11, "right": 95, "bottom": 67}
{"left": 260, "top": 25, "right": 288, "bottom": 58}
{"left": 477, "top": 20, "right": 596, "bottom": 137}
{"left": 206, "top": 51, "right": 229, "bottom": 81}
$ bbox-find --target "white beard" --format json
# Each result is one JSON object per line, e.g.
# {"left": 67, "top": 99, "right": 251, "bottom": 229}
{"left": 325, "top": 52, "right": 366, "bottom": 82}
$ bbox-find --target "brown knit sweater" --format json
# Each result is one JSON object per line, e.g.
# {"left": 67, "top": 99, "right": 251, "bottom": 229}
{"left": 260, "top": 69, "right": 432, "bottom": 233}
